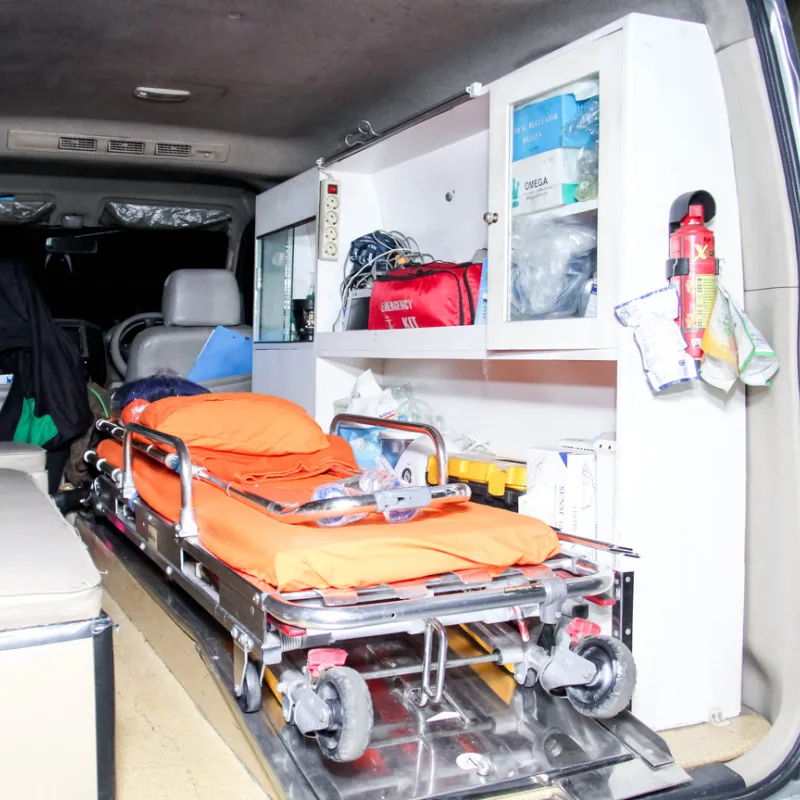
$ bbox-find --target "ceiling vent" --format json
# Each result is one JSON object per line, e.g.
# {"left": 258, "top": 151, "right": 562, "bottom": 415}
{"left": 108, "top": 139, "right": 145, "bottom": 155}
{"left": 155, "top": 142, "right": 191, "bottom": 157}
{"left": 8, "top": 130, "right": 228, "bottom": 163}
{"left": 58, "top": 136, "right": 97, "bottom": 152}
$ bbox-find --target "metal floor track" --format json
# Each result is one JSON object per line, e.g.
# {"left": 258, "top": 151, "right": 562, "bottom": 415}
{"left": 77, "top": 514, "right": 690, "bottom": 800}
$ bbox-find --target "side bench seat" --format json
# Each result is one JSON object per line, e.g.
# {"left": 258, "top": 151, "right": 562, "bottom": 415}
{"left": 0, "top": 468, "right": 113, "bottom": 799}
{"left": 0, "top": 441, "right": 48, "bottom": 494}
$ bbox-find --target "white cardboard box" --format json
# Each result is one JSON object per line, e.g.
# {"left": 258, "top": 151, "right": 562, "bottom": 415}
{"left": 524, "top": 447, "right": 597, "bottom": 536}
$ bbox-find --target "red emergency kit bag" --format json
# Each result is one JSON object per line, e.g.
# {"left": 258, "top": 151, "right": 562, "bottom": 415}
{"left": 368, "top": 262, "right": 482, "bottom": 330}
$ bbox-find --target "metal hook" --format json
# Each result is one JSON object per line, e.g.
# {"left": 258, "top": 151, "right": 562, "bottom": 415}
{"left": 344, "top": 119, "right": 379, "bottom": 148}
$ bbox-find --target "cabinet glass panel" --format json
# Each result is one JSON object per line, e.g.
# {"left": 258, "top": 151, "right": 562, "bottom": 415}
{"left": 255, "top": 221, "right": 316, "bottom": 343}
{"left": 508, "top": 76, "right": 599, "bottom": 323}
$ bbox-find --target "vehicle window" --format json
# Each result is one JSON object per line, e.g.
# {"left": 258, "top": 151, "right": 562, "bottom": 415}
{"left": 237, "top": 219, "right": 256, "bottom": 327}
{"left": 3, "top": 227, "right": 229, "bottom": 330}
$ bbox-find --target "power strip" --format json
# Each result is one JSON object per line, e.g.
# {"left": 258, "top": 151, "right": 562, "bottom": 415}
{"left": 318, "top": 178, "right": 341, "bottom": 261}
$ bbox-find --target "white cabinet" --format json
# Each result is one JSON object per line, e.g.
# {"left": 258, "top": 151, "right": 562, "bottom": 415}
{"left": 251, "top": 14, "right": 746, "bottom": 734}
{"left": 487, "top": 33, "right": 622, "bottom": 351}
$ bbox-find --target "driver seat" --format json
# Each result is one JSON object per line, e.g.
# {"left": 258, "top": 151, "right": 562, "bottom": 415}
{"left": 126, "top": 269, "right": 252, "bottom": 391}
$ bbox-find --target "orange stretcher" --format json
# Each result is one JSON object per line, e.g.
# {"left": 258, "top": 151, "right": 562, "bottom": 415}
{"left": 86, "top": 409, "right": 638, "bottom": 765}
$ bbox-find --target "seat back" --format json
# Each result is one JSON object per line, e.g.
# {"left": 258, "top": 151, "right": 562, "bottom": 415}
{"left": 126, "top": 269, "right": 252, "bottom": 390}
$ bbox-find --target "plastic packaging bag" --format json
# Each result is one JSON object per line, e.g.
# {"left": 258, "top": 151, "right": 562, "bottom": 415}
{"left": 391, "top": 384, "right": 439, "bottom": 426}
{"left": 510, "top": 218, "right": 597, "bottom": 320}
{"left": 700, "top": 285, "right": 779, "bottom": 392}
{"left": 312, "top": 456, "right": 420, "bottom": 527}
{"left": 615, "top": 286, "right": 698, "bottom": 392}
{"left": 563, "top": 91, "right": 599, "bottom": 202}
{"left": 345, "top": 369, "right": 398, "bottom": 418}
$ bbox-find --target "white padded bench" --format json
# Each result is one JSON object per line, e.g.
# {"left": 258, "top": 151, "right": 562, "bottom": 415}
{"left": 0, "top": 468, "right": 114, "bottom": 799}
{"left": 0, "top": 441, "right": 48, "bottom": 494}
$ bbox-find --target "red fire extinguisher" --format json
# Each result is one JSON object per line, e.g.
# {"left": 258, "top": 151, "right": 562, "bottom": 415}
{"left": 668, "top": 194, "right": 719, "bottom": 360}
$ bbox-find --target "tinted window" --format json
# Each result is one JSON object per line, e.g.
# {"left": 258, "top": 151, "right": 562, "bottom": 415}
{"left": 3, "top": 227, "right": 229, "bottom": 329}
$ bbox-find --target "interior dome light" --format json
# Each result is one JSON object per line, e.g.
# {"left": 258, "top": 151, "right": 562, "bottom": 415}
{"left": 133, "top": 87, "right": 191, "bottom": 103}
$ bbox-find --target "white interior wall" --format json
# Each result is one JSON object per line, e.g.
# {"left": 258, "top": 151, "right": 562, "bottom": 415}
{"left": 371, "top": 131, "right": 490, "bottom": 264}
{"left": 718, "top": 38, "right": 800, "bottom": 785}
{"left": 378, "top": 359, "right": 616, "bottom": 458}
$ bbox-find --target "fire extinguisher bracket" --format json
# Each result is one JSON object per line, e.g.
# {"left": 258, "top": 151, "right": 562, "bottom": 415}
{"left": 667, "top": 257, "right": 720, "bottom": 280}
{"left": 668, "top": 189, "right": 716, "bottom": 234}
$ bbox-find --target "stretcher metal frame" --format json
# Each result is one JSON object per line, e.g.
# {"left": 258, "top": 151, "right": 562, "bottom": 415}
{"left": 87, "top": 413, "right": 639, "bottom": 764}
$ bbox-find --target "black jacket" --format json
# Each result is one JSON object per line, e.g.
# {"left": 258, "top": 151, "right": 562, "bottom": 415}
{"left": 0, "top": 258, "right": 92, "bottom": 449}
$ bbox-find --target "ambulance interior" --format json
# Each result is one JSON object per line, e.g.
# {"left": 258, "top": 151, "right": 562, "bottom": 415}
{"left": 1, "top": 0, "right": 799, "bottom": 798}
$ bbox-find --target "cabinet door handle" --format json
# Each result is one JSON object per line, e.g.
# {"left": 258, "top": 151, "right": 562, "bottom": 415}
{"left": 483, "top": 212, "right": 499, "bottom": 225}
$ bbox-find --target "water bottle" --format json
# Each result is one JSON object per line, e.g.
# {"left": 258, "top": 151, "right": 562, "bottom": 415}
{"left": 312, "top": 457, "right": 420, "bottom": 527}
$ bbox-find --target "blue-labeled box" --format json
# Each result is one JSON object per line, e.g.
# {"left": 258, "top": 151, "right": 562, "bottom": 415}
{"left": 511, "top": 86, "right": 598, "bottom": 215}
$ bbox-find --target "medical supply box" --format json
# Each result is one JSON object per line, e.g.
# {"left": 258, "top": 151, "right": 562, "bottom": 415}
{"left": 511, "top": 85, "right": 597, "bottom": 214}
{"left": 523, "top": 447, "right": 597, "bottom": 536}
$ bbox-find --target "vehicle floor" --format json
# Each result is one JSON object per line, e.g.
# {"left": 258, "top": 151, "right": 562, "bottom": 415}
{"left": 106, "top": 587, "right": 770, "bottom": 798}
{"left": 106, "top": 593, "right": 267, "bottom": 800}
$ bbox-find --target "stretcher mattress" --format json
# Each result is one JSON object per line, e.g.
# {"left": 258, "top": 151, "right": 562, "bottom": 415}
{"left": 97, "top": 439, "right": 559, "bottom": 592}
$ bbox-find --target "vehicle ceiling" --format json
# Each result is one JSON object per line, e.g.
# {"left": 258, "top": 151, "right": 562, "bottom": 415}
{"left": 0, "top": 0, "right": 751, "bottom": 187}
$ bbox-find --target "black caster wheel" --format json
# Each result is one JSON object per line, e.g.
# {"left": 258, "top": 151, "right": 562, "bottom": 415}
{"left": 315, "top": 666, "right": 373, "bottom": 763}
{"left": 238, "top": 661, "right": 262, "bottom": 713}
{"left": 566, "top": 635, "right": 636, "bottom": 719}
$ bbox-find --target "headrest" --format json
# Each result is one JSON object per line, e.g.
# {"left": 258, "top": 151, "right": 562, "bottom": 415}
{"left": 162, "top": 269, "right": 242, "bottom": 327}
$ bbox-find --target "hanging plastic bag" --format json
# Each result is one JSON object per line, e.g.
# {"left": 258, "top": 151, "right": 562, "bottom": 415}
{"left": 700, "top": 285, "right": 779, "bottom": 392}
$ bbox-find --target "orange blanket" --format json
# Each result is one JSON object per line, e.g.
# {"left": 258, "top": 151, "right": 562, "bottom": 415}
{"left": 97, "top": 440, "right": 559, "bottom": 592}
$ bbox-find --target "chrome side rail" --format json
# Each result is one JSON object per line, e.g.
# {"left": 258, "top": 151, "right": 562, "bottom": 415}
{"left": 95, "top": 419, "right": 470, "bottom": 527}
{"left": 120, "top": 420, "right": 198, "bottom": 537}
{"left": 261, "top": 560, "right": 613, "bottom": 629}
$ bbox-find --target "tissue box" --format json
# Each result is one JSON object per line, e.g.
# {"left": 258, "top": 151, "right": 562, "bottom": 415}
{"left": 523, "top": 448, "right": 597, "bottom": 537}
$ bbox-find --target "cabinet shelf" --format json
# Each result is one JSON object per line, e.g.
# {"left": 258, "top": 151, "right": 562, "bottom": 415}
{"left": 315, "top": 326, "right": 487, "bottom": 359}
{"left": 513, "top": 198, "right": 599, "bottom": 224}
{"left": 314, "top": 327, "right": 617, "bottom": 361}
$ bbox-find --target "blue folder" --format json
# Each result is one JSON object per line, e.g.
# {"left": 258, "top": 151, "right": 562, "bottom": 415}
{"left": 187, "top": 326, "right": 253, "bottom": 383}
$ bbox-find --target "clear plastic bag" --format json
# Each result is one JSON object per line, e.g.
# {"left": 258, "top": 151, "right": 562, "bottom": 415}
{"left": 563, "top": 91, "right": 599, "bottom": 202}
{"left": 312, "top": 456, "right": 420, "bottom": 527}
{"left": 509, "top": 218, "right": 597, "bottom": 320}
{"left": 391, "top": 384, "right": 439, "bottom": 426}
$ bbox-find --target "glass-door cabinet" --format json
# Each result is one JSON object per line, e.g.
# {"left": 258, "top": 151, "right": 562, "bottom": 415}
{"left": 486, "top": 33, "right": 623, "bottom": 351}
{"left": 254, "top": 220, "right": 316, "bottom": 343}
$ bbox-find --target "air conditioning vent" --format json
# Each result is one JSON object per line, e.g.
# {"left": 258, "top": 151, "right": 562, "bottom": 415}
{"left": 58, "top": 136, "right": 97, "bottom": 152}
{"left": 155, "top": 142, "right": 191, "bottom": 157}
{"left": 108, "top": 139, "right": 145, "bottom": 154}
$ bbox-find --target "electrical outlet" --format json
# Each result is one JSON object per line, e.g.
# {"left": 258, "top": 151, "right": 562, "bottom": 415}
{"left": 318, "top": 178, "right": 340, "bottom": 261}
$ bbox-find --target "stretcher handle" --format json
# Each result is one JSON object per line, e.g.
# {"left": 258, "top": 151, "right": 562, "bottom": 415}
{"left": 330, "top": 413, "right": 448, "bottom": 487}
{"left": 556, "top": 531, "right": 640, "bottom": 558}
{"left": 120, "top": 421, "right": 198, "bottom": 537}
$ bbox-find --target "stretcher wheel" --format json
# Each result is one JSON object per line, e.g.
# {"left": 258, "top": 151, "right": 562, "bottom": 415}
{"left": 315, "top": 667, "right": 373, "bottom": 763}
{"left": 565, "top": 635, "right": 636, "bottom": 719}
{"left": 238, "top": 662, "right": 262, "bottom": 714}
{"left": 522, "top": 669, "right": 537, "bottom": 688}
